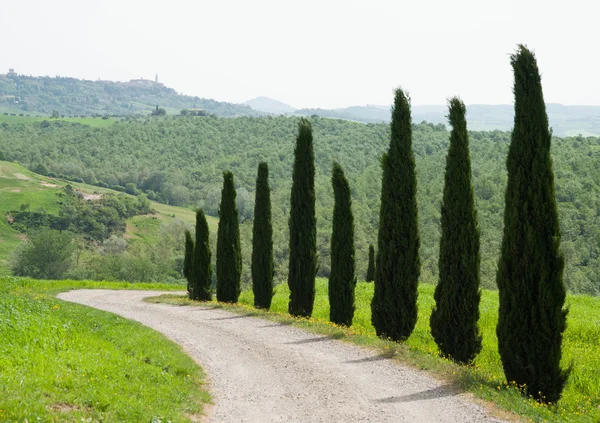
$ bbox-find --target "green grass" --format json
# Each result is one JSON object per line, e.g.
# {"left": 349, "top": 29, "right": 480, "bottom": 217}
{"left": 151, "top": 279, "right": 599, "bottom": 422}
{"left": 0, "top": 160, "right": 219, "bottom": 273}
{"left": 0, "top": 277, "right": 209, "bottom": 422}
{"left": 0, "top": 114, "right": 117, "bottom": 127}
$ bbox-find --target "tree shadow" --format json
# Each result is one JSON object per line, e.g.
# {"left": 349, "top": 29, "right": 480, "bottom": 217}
{"left": 285, "top": 336, "right": 333, "bottom": 345}
{"left": 258, "top": 321, "right": 294, "bottom": 328}
{"left": 344, "top": 352, "right": 394, "bottom": 364}
{"left": 209, "top": 313, "right": 256, "bottom": 320}
{"left": 375, "top": 385, "right": 459, "bottom": 404}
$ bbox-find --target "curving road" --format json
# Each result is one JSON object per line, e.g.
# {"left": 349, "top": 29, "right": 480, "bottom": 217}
{"left": 58, "top": 289, "right": 506, "bottom": 423}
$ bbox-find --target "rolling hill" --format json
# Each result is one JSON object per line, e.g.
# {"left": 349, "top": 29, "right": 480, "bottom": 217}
{"left": 243, "top": 96, "right": 297, "bottom": 114}
{"left": 294, "top": 103, "right": 600, "bottom": 136}
{"left": 0, "top": 72, "right": 262, "bottom": 118}
{"left": 0, "top": 160, "right": 218, "bottom": 276}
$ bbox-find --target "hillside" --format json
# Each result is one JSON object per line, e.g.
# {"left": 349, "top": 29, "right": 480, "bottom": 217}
{"left": 0, "top": 161, "right": 218, "bottom": 278}
{"left": 0, "top": 72, "right": 262, "bottom": 117}
{"left": 294, "top": 103, "right": 600, "bottom": 136}
{"left": 243, "top": 96, "right": 297, "bottom": 114}
{"left": 1, "top": 116, "right": 598, "bottom": 294}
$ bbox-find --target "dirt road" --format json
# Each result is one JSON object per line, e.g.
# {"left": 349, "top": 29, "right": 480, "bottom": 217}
{"left": 58, "top": 289, "right": 505, "bottom": 423}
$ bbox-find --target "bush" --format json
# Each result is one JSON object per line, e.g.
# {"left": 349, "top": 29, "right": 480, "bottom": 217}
{"left": 11, "top": 229, "right": 75, "bottom": 279}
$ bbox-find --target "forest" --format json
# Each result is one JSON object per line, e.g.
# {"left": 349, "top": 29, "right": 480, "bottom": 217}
{"left": 0, "top": 115, "right": 598, "bottom": 294}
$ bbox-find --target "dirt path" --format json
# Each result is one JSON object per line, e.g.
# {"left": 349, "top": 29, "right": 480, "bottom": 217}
{"left": 58, "top": 290, "right": 506, "bottom": 423}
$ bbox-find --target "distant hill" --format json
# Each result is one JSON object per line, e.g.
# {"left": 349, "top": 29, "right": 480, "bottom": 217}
{"left": 294, "top": 104, "right": 600, "bottom": 137}
{"left": 0, "top": 72, "right": 262, "bottom": 118}
{"left": 243, "top": 96, "right": 296, "bottom": 114}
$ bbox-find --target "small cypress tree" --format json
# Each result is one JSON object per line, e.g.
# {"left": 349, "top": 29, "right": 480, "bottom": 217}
{"left": 216, "top": 171, "right": 242, "bottom": 303}
{"left": 366, "top": 245, "right": 375, "bottom": 282}
{"left": 288, "top": 118, "right": 317, "bottom": 317}
{"left": 430, "top": 97, "right": 482, "bottom": 364}
{"left": 252, "top": 162, "right": 274, "bottom": 309}
{"left": 329, "top": 162, "right": 356, "bottom": 326}
{"left": 496, "top": 45, "right": 569, "bottom": 404}
{"left": 371, "top": 88, "right": 420, "bottom": 341}
{"left": 190, "top": 209, "right": 212, "bottom": 301}
{"left": 184, "top": 229, "right": 194, "bottom": 297}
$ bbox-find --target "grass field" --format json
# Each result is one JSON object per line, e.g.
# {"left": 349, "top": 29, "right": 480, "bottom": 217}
{"left": 0, "top": 277, "right": 208, "bottom": 422}
{"left": 0, "top": 160, "right": 219, "bottom": 274}
{"left": 151, "top": 279, "right": 600, "bottom": 423}
{"left": 0, "top": 114, "right": 118, "bottom": 127}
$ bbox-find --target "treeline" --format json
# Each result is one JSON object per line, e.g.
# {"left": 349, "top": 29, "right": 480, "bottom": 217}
{"left": 185, "top": 45, "right": 569, "bottom": 404}
{"left": 0, "top": 110, "right": 599, "bottom": 294}
{"left": 0, "top": 74, "right": 262, "bottom": 117}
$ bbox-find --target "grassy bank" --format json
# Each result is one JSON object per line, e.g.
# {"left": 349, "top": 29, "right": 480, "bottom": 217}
{"left": 150, "top": 279, "right": 599, "bottom": 423}
{"left": 0, "top": 278, "right": 209, "bottom": 422}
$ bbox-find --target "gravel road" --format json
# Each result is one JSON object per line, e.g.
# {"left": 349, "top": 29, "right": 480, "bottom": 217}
{"left": 58, "top": 289, "right": 506, "bottom": 423}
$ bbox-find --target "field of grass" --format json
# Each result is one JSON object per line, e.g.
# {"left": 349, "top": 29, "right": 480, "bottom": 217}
{"left": 0, "top": 160, "right": 218, "bottom": 273}
{"left": 151, "top": 279, "right": 599, "bottom": 422}
{"left": 0, "top": 114, "right": 117, "bottom": 127}
{"left": 0, "top": 277, "right": 208, "bottom": 422}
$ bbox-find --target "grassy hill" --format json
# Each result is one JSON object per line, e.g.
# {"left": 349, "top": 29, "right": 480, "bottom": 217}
{"left": 0, "top": 73, "right": 262, "bottom": 118}
{"left": 0, "top": 161, "right": 218, "bottom": 276}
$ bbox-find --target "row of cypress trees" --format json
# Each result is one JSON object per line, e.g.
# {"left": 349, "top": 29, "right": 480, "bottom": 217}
{"left": 369, "top": 45, "right": 567, "bottom": 403}
{"left": 183, "top": 167, "right": 274, "bottom": 307}
{"left": 182, "top": 44, "right": 567, "bottom": 403}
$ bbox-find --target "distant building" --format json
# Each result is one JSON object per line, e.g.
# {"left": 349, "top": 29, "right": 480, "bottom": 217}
{"left": 7, "top": 68, "right": 16, "bottom": 77}
{"left": 129, "top": 75, "right": 163, "bottom": 87}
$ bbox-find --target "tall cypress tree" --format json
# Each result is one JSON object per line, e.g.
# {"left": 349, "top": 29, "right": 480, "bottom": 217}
{"left": 288, "top": 118, "right": 317, "bottom": 317}
{"left": 496, "top": 45, "right": 569, "bottom": 404}
{"left": 430, "top": 97, "right": 482, "bottom": 364}
{"left": 252, "top": 162, "right": 274, "bottom": 309}
{"left": 371, "top": 88, "right": 420, "bottom": 341}
{"left": 216, "top": 171, "right": 242, "bottom": 303}
{"left": 366, "top": 245, "right": 375, "bottom": 282}
{"left": 329, "top": 162, "right": 356, "bottom": 326}
{"left": 184, "top": 229, "right": 194, "bottom": 297}
{"left": 190, "top": 209, "right": 212, "bottom": 301}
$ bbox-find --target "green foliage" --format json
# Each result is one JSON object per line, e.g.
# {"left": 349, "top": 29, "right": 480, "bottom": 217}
{"left": 0, "top": 115, "right": 598, "bottom": 294}
{"left": 8, "top": 186, "right": 152, "bottom": 242}
{"left": 0, "top": 278, "right": 208, "bottom": 422}
{"left": 216, "top": 172, "right": 241, "bottom": 303}
{"left": 190, "top": 210, "right": 212, "bottom": 301}
{"left": 328, "top": 163, "right": 356, "bottom": 326}
{"left": 10, "top": 229, "right": 75, "bottom": 279}
{"left": 183, "top": 229, "right": 194, "bottom": 291}
{"left": 430, "top": 98, "right": 482, "bottom": 364}
{"left": 496, "top": 45, "right": 569, "bottom": 403}
{"left": 372, "top": 89, "right": 420, "bottom": 341}
{"left": 251, "top": 163, "right": 274, "bottom": 309}
{"left": 288, "top": 118, "right": 317, "bottom": 317}
{"left": 150, "top": 106, "right": 167, "bottom": 117}
{"left": 366, "top": 245, "right": 375, "bottom": 282}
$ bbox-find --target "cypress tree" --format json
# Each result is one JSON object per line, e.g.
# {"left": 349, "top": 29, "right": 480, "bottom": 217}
{"left": 252, "top": 162, "right": 274, "bottom": 309}
{"left": 288, "top": 118, "right": 317, "bottom": 317}
{"left": 366, "top": 245, "right": 375, "bottom": 282}
{"left": 430, "top": 97, "right": 482, "bottom": 364}
{"left": 329, "top": 162, "right": 356, "bottom": 326}
{"left": 496, "top": 45, "right": 569, "bottom": 404}
{"left": 190, "top": 209, "right": 212, "bottom": 301}
{"left": 371, "top": 88, "right": 420, "bottom": 341}
{"left": 184, "top": 229, "right": 194, "bottom": 297}
{"left": 216, "top": 171, "right": 242, "bottom": 303}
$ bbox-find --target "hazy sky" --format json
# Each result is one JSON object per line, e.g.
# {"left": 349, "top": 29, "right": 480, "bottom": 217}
{"left": 1, "top": 0, "right": 598, "bottom": 109}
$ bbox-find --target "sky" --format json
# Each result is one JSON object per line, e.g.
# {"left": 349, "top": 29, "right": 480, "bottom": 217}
{"left": 1, "top": 0, "right": 598, "bottom": 109}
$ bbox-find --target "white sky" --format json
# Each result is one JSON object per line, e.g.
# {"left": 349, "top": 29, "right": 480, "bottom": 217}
{"left": 1, "top": 0, "right": 598, "bottom": 109}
